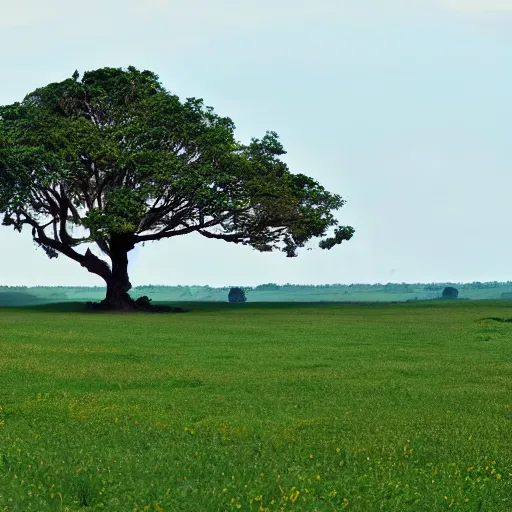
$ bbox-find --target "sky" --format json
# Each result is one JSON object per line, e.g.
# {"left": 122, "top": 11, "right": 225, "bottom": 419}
{"left": 1, "top": 0, "right": 512, "bottom": 287}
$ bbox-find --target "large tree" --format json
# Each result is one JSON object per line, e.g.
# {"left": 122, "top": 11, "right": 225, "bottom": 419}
{"left": 0, "top": 66, "right": 354, "bottom": 310}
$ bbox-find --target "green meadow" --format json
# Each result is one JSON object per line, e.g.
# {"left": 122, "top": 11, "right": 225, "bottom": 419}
{"left": 1, "top": 301, "right": 512, "bottom": 511}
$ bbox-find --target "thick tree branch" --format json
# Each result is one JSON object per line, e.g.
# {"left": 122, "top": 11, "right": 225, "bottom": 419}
{"left": 134, "top": 215, "right": 229, "bottom": 243}
{"left": 21, "top": 214, "right": 85, "bottom": 264}
{"left": 20, "top": 214, "right": 112, "bottom": 281}
{"left": 81, "top": 248, "right": 112, "bottom": 281}
{"left": 137, "top": 196, "right": 188, "bottom": 233}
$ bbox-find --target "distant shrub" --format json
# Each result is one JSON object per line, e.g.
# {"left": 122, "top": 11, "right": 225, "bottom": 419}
{"left": 501, "top": 292, "right": 512, "bottom": 300}
{"left": 135, "top": 296, "right": 152, "bottom": 308}
{"left": 228, "top": 287, "right": 247, "bottom": 303}
{"left": 441, "top": 287, "right": 459, "bottom": 299}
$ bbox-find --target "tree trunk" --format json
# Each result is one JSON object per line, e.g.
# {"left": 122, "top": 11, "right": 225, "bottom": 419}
{"left": 83, "top": 235, "right": 184, "bottom": 313}
{"left": 101, "top": 235, "right": 136, "bottom": 310}
{"left": 104, "top": 271, "right": 134, "bottom": 310}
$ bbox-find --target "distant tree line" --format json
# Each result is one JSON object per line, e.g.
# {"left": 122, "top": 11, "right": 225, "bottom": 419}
{"left": 1, "top": 281, "right": 512, "bottom": 293}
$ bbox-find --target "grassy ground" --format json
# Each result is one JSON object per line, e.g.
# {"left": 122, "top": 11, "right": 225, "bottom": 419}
{"left": 0, "top": 301, "right": 512, "bottom": 511}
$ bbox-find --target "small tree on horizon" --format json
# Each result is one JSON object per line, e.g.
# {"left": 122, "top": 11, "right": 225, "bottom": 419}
{"left": 441, "top": 286, "right": 459, "bottom": 299}
{"left": 0, "top": 66, "right": 354, "bottom": 310}
{"left": 228, "top": 287, "right": 247, "bottom": 303}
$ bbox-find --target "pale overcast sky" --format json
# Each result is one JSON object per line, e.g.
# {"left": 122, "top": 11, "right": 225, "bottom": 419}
{"left": 1, "top": 0, "right": 511, "bottom": 286}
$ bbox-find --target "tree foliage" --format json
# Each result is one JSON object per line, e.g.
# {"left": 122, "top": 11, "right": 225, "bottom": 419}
{"left": 0, "top": 66, "right": 354, "bottom": 309}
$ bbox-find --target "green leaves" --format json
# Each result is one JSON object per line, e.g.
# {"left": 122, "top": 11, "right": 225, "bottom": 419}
{"left": 83, "top": 188, "right": 147, "bottom": 240}
{"left": 319, "top": 226, "right": 355, "bottom": 250}
{"left": 0, "top": 65, "right": 354, "bottom": 262}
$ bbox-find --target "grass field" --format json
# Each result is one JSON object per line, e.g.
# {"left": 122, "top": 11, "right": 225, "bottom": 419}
{"left": 1, "top": 301, "right": 512, "bottom": 511}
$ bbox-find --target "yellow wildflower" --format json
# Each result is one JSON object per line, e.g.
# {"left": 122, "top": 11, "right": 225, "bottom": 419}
{"left": 289, "top": 487, "right": 300, "bottom": 503}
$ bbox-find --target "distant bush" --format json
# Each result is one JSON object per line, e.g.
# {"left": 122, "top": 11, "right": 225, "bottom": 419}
{"left": 135, "top": 296, "right": 152, "bottom": 308}
{"left": 228, "top": 287, "right": 247, "bottom": 303}
{"left": 501, "top": 292, "right": 512, "bottom": 300}
{"left": 441, "top": 287, "right": 459, "bottom": 299}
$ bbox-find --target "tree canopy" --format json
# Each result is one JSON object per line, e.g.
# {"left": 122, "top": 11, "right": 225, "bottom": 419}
{"left": 0, "top": 66, "right": 354, "bottom": 310}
